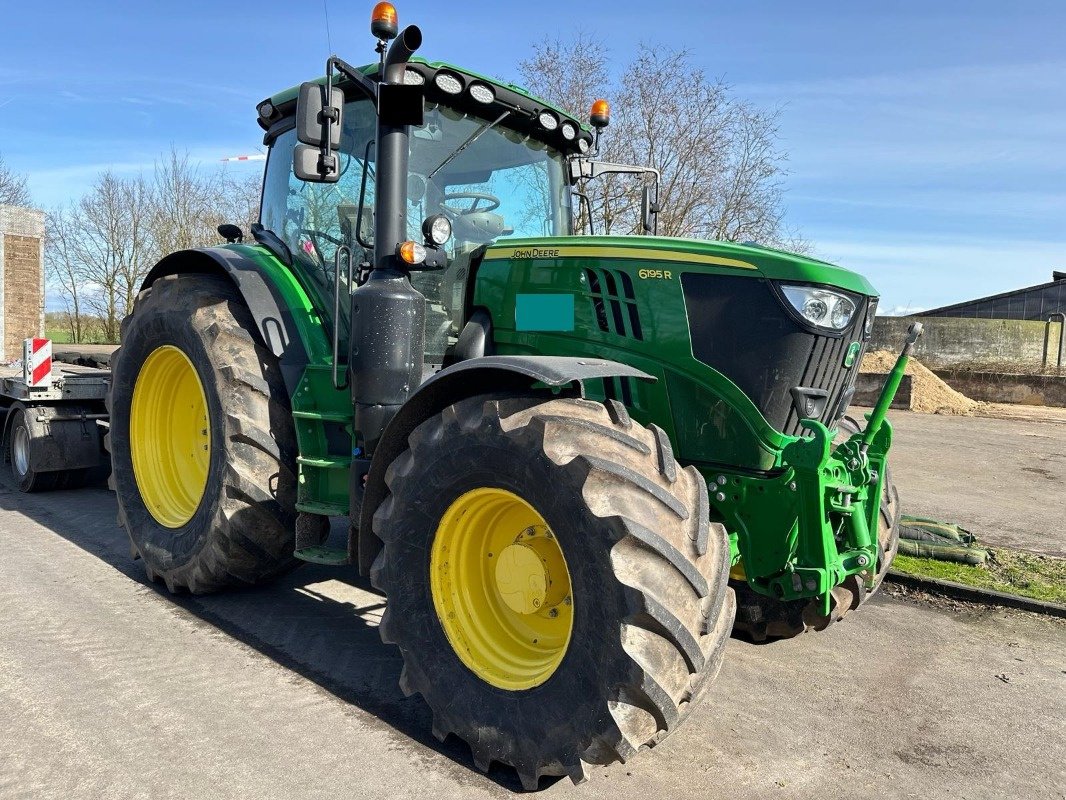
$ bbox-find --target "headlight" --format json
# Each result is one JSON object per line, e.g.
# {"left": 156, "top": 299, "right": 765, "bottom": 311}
{"left": 403, "top": 68, "right": 425, "bottom": 86}
{"left": 780, "top": 284, "right": 858, "bottom": 331}
{"left": 434, "top": 72, "right": 463, "bottom": 94}
{"left": 560, "top": 121, "right": 577, "bottom": 141}
{"left": 577, "top": 138, "right": 590, "bottom": 154}
{"left": 422, "top": 214, "right": 452, "bottom": 246}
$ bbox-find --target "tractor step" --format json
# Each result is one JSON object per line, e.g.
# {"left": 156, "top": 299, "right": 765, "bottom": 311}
{"left": 293, "top": 545, "right": 350, "bottom": 565}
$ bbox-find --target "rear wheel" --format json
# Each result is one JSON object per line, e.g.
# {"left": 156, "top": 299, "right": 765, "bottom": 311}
{"left": 732, "top": 415, "right": 901, "bottom": 642}
{"left": 107, "top": 273, "right": 300, "bottom": 593}
{"left": 371, "top": 395, "right": 734, "bottom": 789}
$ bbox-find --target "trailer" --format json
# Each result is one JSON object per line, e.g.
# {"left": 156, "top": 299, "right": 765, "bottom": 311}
{"left": 1, "top": 339, "right": 111, "bottom": 492}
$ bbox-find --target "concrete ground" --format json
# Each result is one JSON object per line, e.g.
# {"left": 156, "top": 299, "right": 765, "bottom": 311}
{"left": 1, "top": 475, "right": 1063, "bottom": 799}
{"left": 882, "top": 409, "right": 1066, "bottom": 557}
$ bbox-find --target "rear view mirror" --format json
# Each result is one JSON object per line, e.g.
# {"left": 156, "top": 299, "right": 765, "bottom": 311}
{"left": 294, "top": 82, "right": 344, "bottom": 183}
{"left": 641, "top": 184, "right": 659, "bottom": 235}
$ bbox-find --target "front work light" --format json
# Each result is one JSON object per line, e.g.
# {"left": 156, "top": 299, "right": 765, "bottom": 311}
{"left": 422, "top": 214, "right": 452, "bottom": 246}
{"left": 371, "top": 2, "right": 398, "bottom": 40}
{"left": 780, "top": 284, "right": 858, "bottom": 331}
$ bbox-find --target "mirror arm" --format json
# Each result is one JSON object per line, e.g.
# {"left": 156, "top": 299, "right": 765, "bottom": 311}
{"left": 328, "top": 56, "right": 379, "bottom": 102}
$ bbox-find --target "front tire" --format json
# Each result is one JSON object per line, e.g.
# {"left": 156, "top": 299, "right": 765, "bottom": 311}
{"left": 371, "top": 395, "right": 734, "bottom": 789}
{"left": 107, "top": 274, "right": 300, "bottom": 593}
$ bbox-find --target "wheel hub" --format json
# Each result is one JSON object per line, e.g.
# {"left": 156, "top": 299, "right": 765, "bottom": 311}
{"left": 430, "top": 488, "right": 574, "bottom": 691}
{"left": 129, "top": 345, "right": 211, "bottom": 529}
{"left": 12, "top": 425, "right": 29, "bottom": 477}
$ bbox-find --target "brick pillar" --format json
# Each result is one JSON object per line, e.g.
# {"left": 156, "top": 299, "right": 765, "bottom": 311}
{"left": 0, "top": 205, "right": 46, "bottom": 362}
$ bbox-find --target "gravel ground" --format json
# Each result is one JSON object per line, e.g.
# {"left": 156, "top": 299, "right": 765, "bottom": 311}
{"left": 881, "top": 409, "right": 1065, "bottom": 557}
{"left": 1, "top": 474, "right": 1063, "bottom": 799}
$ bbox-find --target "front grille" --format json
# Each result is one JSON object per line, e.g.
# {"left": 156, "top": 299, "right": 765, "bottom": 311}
{"left": 681, "top": 274, "right": 870, "bottom": 436}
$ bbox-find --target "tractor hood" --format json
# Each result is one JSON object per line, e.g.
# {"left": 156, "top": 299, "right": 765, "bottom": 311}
{"left": 484, "top": 235, "right": 879, "bottom": 298}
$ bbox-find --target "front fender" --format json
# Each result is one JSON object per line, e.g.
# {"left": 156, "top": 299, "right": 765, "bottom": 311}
{"left": 354, "top": 355, "right": 655, "bottom": 574}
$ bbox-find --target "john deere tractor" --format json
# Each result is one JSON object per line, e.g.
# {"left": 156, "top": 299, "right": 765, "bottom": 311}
{"left": 107, "top": 4, "right": 917, "bottom": 789}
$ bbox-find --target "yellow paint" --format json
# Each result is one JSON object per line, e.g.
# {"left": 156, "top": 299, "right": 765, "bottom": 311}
{"left": 130, "top": 345, "right": 211, "bottom": 528}
{"left": 730, "top": 559, "right": 747, "bottom": 582}
{"left": 430, "top": 487, "right": 573, "bottom": 690}
{"left": 487, "top": 245, "right": 757, "bottom": 271}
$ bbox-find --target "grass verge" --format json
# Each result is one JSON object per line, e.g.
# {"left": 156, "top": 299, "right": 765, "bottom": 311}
{"left": 892, "top": 547, "right": 1066, "bottom": 605}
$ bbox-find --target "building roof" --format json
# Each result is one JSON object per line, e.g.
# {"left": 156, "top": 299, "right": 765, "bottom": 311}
{"left": 913, "top": 272, "right": 1066, "bottom": 321}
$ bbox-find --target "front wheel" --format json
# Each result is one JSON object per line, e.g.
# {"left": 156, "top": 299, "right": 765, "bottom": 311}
{"left": 371, "top": 395, "right": 734, "bottom": 789}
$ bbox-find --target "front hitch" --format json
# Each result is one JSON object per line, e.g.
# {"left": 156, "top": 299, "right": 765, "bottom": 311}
{"left": 762, "top": 323, "right": 924, "bottom": 613}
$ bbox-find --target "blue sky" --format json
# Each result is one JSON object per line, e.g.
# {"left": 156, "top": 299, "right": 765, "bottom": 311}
{"left": 1, "top": 0, "right": 1062, "bottom": 313}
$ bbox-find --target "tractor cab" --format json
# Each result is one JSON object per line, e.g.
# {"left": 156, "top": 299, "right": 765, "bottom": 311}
{"left": 258, "top": 53, "right": 587, "bottom": 368}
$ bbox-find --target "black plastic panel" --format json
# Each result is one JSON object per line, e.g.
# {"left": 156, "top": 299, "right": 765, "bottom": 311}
{"left": 681, "top": 274, "right": 869, "bottom": 435}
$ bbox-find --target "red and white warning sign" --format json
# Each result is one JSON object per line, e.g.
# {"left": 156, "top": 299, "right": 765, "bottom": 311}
{"left": 23, "top": 338, "right": 52, "bottom": 388}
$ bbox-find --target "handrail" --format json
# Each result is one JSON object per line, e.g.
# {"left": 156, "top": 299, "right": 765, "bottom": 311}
{"left": 332, "top": 245, "right": 353, "bottom": 390}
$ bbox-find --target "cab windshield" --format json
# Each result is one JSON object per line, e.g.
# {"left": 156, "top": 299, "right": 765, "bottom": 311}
{"left": 260, "top": 97, "right": 571, "bottom": 363}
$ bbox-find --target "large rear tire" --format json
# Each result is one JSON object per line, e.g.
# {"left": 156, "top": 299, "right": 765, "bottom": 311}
{"left": 107, "top": 274, "right": 300, "bottom": 593}
{"left": 732, "top": 415, "right": 900, "bottom": 642}
{"left": 371, "top": 395, "right": 734, "bottom": 789}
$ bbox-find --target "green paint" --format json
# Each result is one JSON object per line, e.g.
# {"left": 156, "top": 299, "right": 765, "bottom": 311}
{"left": 515, "top": 294, "right": 575, "bottom": 331}
{"left": 227, "top": 244, "right": 352, "bottom": 517}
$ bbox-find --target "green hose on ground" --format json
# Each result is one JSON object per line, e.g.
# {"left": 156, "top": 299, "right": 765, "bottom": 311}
{"left": 898, "top": 516, "right": 989, "bottom": 565}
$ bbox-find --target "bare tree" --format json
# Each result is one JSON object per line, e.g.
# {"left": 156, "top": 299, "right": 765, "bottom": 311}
{"left": 46, "top": 151, "right": 263, "bottom": 343}
{"left": 45, "top": 207, "right": 86, "bottom": 343}
{"left": 518, "top": 41, "right": 806, "bottom": 250}
{"left": 0, "top": 153, "right": 31, "bottom": 207}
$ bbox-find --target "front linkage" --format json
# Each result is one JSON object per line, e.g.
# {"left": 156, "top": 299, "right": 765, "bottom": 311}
{"left": 713, "top": 323, "right": 923, "bottom": 614}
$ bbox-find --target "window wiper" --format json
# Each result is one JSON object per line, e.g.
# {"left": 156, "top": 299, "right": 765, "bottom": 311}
{"left": 427, "top": 110, "right": 511, "bottom": 180}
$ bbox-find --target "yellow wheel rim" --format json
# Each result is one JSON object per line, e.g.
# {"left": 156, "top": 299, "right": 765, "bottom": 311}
{"left": 430, "top": 488, "right": 574, "bottom": 691}
{"left": 130, "top": 345, "right": 211, "bottom": 528}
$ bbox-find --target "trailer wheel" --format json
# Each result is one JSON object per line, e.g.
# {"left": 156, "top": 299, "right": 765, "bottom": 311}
{"left": 107, "top": 273, "right": 300, "bottom": 593}
{"left": 731, "top": 415, "right": 901, "bottom": 641}
{"left": 371, "top": 395, "right": 734, "bottom": 789}
{"left": 7, "top": 408, "right": 58, "bottom": 492}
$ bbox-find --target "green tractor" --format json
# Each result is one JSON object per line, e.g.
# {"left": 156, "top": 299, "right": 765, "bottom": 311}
{"left": 107, "top": 4, "right": 917, "bottom": 789}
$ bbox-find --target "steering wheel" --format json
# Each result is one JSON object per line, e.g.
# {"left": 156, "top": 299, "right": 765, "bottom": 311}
{"left": 441, "top": 191, "right": 501, "bottom": 217}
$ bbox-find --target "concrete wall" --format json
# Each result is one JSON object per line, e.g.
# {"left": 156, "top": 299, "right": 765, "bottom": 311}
{"left": 0, "top": 205, "right": 46, "bottom": 362}
{"left": 934, "top": 369, "right": 1066, "bottom": 408}
{"left": 871, "top": 315, "right": 1062, "bottom": 372}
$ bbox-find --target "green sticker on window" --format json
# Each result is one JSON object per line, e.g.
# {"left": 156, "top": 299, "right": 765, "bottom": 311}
{"left": 515, "top": 294, "right": 575, "bottom": 332}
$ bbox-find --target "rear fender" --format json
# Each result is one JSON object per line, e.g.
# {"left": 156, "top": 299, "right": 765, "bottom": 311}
{"left": 140, "top": 246, "right": 323, "bottom": 395}
{"left": 354, "top": 355, "right": 654, "bottom": 574}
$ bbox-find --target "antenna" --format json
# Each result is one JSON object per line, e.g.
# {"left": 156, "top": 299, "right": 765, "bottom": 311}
{"left": 322, "top": 0, "right": 334, "bottom": 54}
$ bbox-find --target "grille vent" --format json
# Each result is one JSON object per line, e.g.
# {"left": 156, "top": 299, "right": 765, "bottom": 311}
{"left": 583, "top": 268, "right": 643, "bottom": 340}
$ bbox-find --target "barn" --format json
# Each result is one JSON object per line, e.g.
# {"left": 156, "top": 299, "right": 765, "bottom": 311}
{"left": 915, "top": 271, "right": 1066, "bottom": 321}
